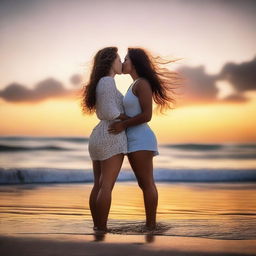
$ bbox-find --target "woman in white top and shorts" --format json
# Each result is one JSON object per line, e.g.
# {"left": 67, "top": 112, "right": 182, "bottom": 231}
{"left": 109, "top": 48, "right": 181, "bottom": 230}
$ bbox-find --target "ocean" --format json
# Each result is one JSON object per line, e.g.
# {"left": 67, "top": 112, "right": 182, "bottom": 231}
{"left": 0, "top": 136, "right": 256, "bottom": 240}
{"left": 0, "top": 136, "right": 256, "bottom": 184}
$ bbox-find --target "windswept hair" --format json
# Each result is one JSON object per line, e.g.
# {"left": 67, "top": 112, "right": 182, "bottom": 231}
{"left": 80, "top": 47, "right": 118, "bottom": 115}
{"left": 128, "top": 48, "right": 183, "bottom": 113}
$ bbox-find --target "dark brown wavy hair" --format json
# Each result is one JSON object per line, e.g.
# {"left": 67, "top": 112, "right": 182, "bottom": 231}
{"left": 80, "top": 47, "right": 118, "bottom": 115}
{"left": 128, "top": 48, "right": 182, "bottom": 113}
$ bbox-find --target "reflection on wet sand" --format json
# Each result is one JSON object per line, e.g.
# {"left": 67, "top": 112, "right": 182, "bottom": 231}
{"left": 92, "top": 221, "right": 171, "bottom": 243}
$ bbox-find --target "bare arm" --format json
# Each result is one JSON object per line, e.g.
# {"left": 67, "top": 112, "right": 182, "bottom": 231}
{"left": 116, "top": 113, "right": 130, "bottom": 121}
{"left": 109, "top": 79, "right": 152, "bottom": 133}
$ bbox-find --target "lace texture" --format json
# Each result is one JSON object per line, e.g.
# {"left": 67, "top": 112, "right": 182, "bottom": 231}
{"left": 88, "top": 77, "right": 128, "bottom": 160}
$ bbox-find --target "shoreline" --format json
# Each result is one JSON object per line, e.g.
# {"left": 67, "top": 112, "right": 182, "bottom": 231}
{"left": 1, "top": 180, "right": 256, "bottom": 186}
{"left": 1, "top": 233, "right": 256, "bottom": 256}
{"left": 1, "top": 182, "right": 256, "bottom": 241}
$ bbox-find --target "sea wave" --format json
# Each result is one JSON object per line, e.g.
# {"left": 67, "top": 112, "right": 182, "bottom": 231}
{"left": 174, "top": 153, "right": 256, "bottom": 159}
{"left": 162, "top": 143, "right": 256, "bottom": 151}
{"left": 0, "top": 168, "right": 255, "bottom": 184}
{"left": 0, "top": 137, "right": 88, "bottom": 142}
{"left": 0, "top": 144, "right": 70, "bottom": 151}
{"left": 163, "top": 143, "right": 223, "bottom": 150}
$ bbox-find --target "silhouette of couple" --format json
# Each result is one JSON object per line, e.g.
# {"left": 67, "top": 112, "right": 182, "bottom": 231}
{"left": 81, "top": 47, "right": 180, "bottom": 233}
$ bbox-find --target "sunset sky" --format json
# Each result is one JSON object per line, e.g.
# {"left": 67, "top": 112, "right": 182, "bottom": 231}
{"left": 0, "top": 0, "right": 256, "bottom": 143}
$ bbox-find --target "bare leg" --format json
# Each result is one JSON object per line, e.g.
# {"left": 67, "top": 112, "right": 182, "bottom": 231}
{"left": 96, "top": 153, "right": 124, "bottom": 230}
{"left": 89, "top": 160, "right": 101, "bottom": 228}
{"left": 128, "top": 151, "right": 158, "bottom": 229}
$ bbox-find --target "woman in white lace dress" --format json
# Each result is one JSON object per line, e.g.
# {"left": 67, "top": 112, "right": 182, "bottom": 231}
{"left": 81, "top": 47, "right": 129, "bottom": 232}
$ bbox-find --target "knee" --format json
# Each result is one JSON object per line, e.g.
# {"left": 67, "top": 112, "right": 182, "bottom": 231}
{"left": 99, "top": 183, "right": 114, "bottom": 193}
{"left": 137, "top": 180, "right": 144, "bottom": 190}
{"left": 137, "top": 180, "right": 155, "bottom": 191}
{"left": 92, "top": 183, "right": 100, "bottom": 191}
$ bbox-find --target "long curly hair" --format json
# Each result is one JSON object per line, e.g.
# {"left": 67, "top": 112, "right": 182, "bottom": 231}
{"left": 128, "top": 48, "right": 182, "bottom": 113}
{"left": 80, "top": 47, "right": 118, "bottom": 115}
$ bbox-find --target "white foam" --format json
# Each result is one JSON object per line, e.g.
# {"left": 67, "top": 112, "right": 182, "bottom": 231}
{"left": 0, "top": 167, "right": 256, "bottom": 184}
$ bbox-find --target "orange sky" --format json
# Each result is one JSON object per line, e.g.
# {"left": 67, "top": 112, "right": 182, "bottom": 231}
{"left": 1, "top": 90, "right": 255, "bottom": 143}
{"left": 0, "top": 0, "right": 256, "bottom": 143}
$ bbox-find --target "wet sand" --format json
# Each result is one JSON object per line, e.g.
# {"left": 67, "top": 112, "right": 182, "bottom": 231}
{"left": 0, "top": 182, "right": 256, "bottom": 255}
{"left": 0, "top": 233, "right": 256, "bottom": 256}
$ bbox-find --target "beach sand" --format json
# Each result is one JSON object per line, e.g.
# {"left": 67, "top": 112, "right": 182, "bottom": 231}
{"left": 1, "top": 233, "right": 256, "bottom": 256}
{"left": 0, "top": 182, "right": 256, "bottom": 255}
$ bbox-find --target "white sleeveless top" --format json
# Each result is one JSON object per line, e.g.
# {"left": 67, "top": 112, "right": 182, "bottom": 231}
{"left": 123, "top": 78, "right": 159, "bottom": 156}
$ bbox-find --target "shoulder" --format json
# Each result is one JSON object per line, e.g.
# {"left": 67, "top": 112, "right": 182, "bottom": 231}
{"left": 99, "top": 76, "right": 115, "bottom": 84}
{"left": 97, "top": 76, "right": 116, "bottom": 91}
{"left": 134, "top": 78, "right": 152, "bottom": 94}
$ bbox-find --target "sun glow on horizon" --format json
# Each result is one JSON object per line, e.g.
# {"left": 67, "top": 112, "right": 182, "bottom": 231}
{"left": 1, "top": 91, "right": 255, "bottom": 143}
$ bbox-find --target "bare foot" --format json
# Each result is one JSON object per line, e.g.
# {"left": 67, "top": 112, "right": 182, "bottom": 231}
{"left": 94, "top": 227, "right": 110, "bottom": 234}
{"left": 145, "top": 225, "right": 156, "bottom": 231}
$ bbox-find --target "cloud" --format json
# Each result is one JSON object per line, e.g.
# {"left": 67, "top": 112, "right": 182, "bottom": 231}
{"left": 70, "top": 74, "right": 83, "bottom": 87}
{"left": 0, "top": 78, "right": 72, "bottom": 103}
{"left": 1, "top": 55, "right": 255, "bottom": 106}
{"left": 177, "top": 66, "right": 218, "bottom": 103}
{"left": 218, "top": 56, "right": 256, "bottom": 92}
{"left": 177, "top": 55, "right": 256, "bottom": 105}
{"left": 0, "top": 83, "right": 33, "bottom": 102}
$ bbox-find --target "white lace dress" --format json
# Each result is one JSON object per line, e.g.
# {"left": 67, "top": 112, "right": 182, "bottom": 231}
{"left": 88, "top": 76, "right": 127, "bottom": 160}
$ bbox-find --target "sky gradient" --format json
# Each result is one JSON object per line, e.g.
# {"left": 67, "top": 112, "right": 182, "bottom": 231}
{"left": 0, "top": 0, "right": 256, "bottom": 143}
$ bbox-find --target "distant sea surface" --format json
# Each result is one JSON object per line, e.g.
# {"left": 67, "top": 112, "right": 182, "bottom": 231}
{"left": 0, "top": 136, "right": 256, "bottom": 184}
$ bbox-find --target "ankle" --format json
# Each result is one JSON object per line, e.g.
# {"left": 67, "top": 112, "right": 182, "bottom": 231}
{"left": 145, "top": 223, "right": 156, "bottom": 230}
{"left": 97, "top": 226, "right": 108, "bottom": 231}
